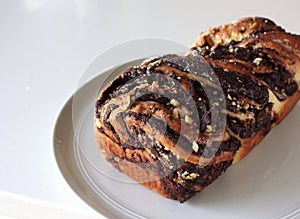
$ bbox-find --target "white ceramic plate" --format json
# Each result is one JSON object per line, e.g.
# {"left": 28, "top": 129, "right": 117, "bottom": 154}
{"left": 53, "top": 60, "right": 300, "bottom": 219}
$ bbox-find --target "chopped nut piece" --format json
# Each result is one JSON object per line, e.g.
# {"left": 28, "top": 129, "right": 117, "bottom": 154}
{"left": 170, "top": 99, "right": 180, "bottom": 107}
{"left": 184, "top": 175, "right": 193, "bottom": 180}
{"left": 151, "top": 81, "right": 159, "bottom": 88}
{"left": 172, "top": 108, "right": 179, "bottom": 119}
{"left": 113, "top": 156, "right": 120, "bottom": 162}
{"left": 174, "top": 177, "right": 185, "bottom": 185}
{"left": 182, "top": 171, "right": 189, "bottom": 177}
{"left": 189, "top": 173, "right": 199, "bottom": 179}
{"left": 205, "top": 125, "right": 212, "bottom": 133}
{"left": 172, "top": 87, "right": 178, "bottom": 94}
{"left": 96, "top": 119, "right": 101, "bottom": 128}
{"left": 181, "top": 171, "right": 199, "bottom": 180}
{"left": 253, "top": 57, "right": 262, "bottom": 65}
{"left": 192, "top": 141, "right": 199, "bottom": 153}
{"left": 185, "top": 115, "right": 193, "bottom": 125}
{"left": 151, "top": 154, "right": 157, "bottom": 159}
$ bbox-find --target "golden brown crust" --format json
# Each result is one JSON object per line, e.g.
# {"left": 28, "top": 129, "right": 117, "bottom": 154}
{"left": 191, "top": 17, "right": 284, "bottom": 51}
{"left": 94, "top": 126, "right": 173, "bottom": 199}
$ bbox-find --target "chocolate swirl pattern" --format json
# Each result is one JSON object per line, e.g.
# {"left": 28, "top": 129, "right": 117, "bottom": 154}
{"left": 94, "top": 17, "right": 300, "bottom": 202}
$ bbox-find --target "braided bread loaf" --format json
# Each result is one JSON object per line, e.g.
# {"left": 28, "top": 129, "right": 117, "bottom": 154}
{"left": 94, "top": 17, "right": 300, "bottom": 202}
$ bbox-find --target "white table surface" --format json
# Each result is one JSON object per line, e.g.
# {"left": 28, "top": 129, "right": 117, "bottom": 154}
{"left": 0, "top": 0, "right": 299, "bottom": 218}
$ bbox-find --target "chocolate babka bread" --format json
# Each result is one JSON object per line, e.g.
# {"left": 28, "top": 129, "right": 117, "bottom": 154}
{"left": 94, "top": 17, "right": 300, "bottom": 202}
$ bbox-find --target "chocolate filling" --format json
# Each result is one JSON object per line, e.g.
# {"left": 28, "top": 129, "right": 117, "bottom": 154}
{"left": 196, "top": 43, "right": 298, "bottom": 101}
{"left": 165, "top": 159, "right": 233, "bottom": 202}
{"left": 126, "top": 111, "right": 194, "bottom": 153}
{"left": 213, "top": 67, "right": 269, "bottom": 105}
{"left": 97, "top": 67, "right": 146, "bottom": 109}
{"left": 227, "top": 103, "right": 273, "bottom": 138}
